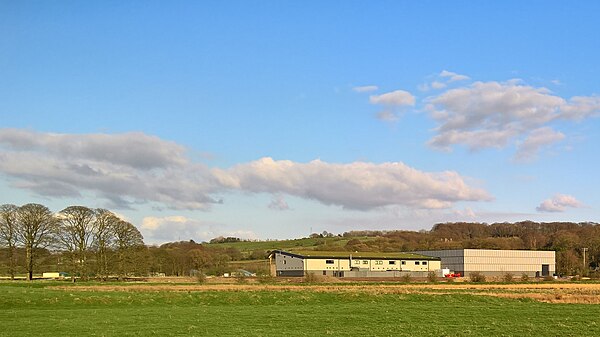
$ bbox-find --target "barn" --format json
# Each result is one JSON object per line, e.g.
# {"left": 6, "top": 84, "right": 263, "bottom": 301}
{"left": 413, "top": 249, "right": 556, "bottom": 277}
{"left": 269, "top": 250, "right": 441, "bottom": 277}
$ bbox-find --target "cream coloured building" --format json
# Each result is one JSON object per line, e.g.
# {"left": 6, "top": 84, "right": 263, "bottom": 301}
{"left": 413, "top": 249, "right": 556, "bottom": 277}
{"left": 269, "top": 250, "right": 441, "bottom": 277}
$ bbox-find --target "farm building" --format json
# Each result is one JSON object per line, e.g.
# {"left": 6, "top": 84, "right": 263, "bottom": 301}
{"left": 413, "top": 249, "right": 556, "bottom": 277}
{"left": 269, "top": 250, "right": 441, "bottom": 277}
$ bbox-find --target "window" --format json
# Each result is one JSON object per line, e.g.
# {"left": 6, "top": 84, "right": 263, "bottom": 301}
{"left": 283, "top": 260, "right": 286, "bottom": 265}
{"left": 325, "top": 259, "right": 334, "bottom": 264}
{"left": 323, "top": 271, "right": 327, "bottom": 276}
{"left": 422, "top": 261, "right": 427, "bottom": 265}
{"left": 388, "top": 261, "right": 396, "bottom": 265}
{"left": 362, "top": 260, "right": 368, "bottom": 265}
{"left": 375, "top": 261, "right": 383, "bottom": 265}
{"left": 415, "top": 261, "right": 420, "bottom": 265}
{"left": 401, "top": 261, "right": 406, "bottom": 265}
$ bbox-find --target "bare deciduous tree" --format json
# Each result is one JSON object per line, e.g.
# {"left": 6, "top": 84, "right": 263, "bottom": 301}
{"left": 0, "top": 204, "right": 19, "bottom": 279}
{"left": 113, "top": 219, "right": 144, "bottom": 279}
{"left": 16, "top": 203, "right": 58, "bottom": 280}
{"left": 57, "top": 206, "right": 96, "bottom": 281}
{"left": 93, "top": 209, "right": 119, "bottom": 280}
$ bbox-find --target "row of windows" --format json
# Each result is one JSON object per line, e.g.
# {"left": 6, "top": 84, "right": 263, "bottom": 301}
{"left": 283, "top": 256, "right": 429, "bottom": 266}
{"left": 352, "top": 260, "right": 428, "bottom": 265}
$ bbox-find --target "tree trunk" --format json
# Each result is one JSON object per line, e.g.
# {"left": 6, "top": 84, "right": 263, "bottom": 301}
{"left": 26, "top": 246, "right": 33, "bottom": 281}
{"left": 8, "top": 246, "right": 15, "bottom": 280}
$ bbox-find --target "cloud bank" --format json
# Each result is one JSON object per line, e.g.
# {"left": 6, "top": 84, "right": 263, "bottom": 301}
{"left": 214, "top": 157, "right": 491, "bottom": 210}
{"left": 0, "top": 128, "right": 491, "bottom": 211}
{"left": 0, "top": 129, "right": 222, "bottom": 210}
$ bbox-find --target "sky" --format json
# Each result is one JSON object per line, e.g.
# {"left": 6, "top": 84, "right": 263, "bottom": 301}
{"left": 1, "top": 1, "right": 599, "bottom": 244}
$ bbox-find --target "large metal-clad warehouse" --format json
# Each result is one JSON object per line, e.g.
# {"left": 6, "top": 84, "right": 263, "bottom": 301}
{"left": 414, "top": 249, "right": 555, "bottom": 277}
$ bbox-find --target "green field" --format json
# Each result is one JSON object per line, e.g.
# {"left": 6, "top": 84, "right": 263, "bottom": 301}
{"left": 1, "top": 282, "right": 599, "bottom": 336}
{"left": 205, "top": 236, "right": 373, "bottom": 253}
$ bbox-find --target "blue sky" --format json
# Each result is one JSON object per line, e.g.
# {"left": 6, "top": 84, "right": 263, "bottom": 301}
{"left": 1, "top": 1, "right": 599, "bottom": 244}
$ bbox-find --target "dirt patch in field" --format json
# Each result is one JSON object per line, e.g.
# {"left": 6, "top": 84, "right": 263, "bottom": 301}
{"left": 48, "top": 282, "right": 600, "bottom": 304}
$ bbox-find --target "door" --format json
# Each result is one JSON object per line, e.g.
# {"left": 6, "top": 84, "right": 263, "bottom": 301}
{"left": 542, "top": 264, "right": 550, "bottom": 277}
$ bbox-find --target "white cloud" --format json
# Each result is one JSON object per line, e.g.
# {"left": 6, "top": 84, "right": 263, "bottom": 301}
{"left": 141, "top": 216, "right": 257, "bottom": 243}
{"left": 369, "top": 90, "right": 415, "bottom": 106}
{"left": 353, "top": 85, "right": 378, "bottom": 93}
{"left": 419, "top": 71, "right": 467, "bottom": 92}
{"left": 0, "top": 129, "right": 188, "bottom": 169}
{"left": 439, "top": 70, "right": 470, "bottom": 82}
{"left": 368, "top": 90, "right": 416, "bottom": 123}
{"left": 0, "top": 129, "right": 492, "bottom": 212}
{"left": 514, "top": 127, "right": 565, "bottom": 162}
{"left": 428, "top": 128, "right": 519, "bottom": 152}
{"left": 560, "top": 95, "right": 600, "bottom": 120}
{"left": 0, "top": 128, "right": 222, "bottom": 210}
{"left": 536, "top": 194, "right": 582, "bottom": 213}
{"left": 426, "top": 80, "right": 600, "bottom": 158}
{"left": 214, "top": 157, "right": 492, "bottom": 210}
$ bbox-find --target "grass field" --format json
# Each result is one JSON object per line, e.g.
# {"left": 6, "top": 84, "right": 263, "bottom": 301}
{"left": 205, "top": 236, "right": 374, "bottom": 253}
{"left": 1, "top": 281, "right": 600, "bottom": 336}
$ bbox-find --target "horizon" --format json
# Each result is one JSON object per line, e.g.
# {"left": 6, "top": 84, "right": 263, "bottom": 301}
{"left": 1, "top": 2, "right": 599, "bottom": 245}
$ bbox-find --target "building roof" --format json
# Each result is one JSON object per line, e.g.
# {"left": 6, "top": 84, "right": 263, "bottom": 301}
{"left": 271, "top": 250, "right": 440, "bottom": 260}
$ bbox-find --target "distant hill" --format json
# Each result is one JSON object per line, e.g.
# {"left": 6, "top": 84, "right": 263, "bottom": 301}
{"left": 204, "top": 236, "right": 375, "bottom": 254}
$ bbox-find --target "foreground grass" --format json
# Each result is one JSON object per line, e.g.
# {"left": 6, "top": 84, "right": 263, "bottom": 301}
{"left": 1, "top": 282, "right": 599, "bottom": 336}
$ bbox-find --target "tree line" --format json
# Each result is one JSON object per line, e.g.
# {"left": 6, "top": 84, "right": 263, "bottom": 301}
{"left": 0, "top": 203, "right": 265, "bottom": 280}
{"left": 3, "top": 202, "right": 599, "bottom": 279}
{"left": 0, "top": 203, "right": 143, "bottom": 280}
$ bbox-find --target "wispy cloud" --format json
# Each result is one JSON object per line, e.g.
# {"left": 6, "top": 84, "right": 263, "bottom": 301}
{"left": 514, "top": 127, "right": 565, "bottom": 162}
{"left": 419, "top": 70, "right": 470, "bottom": 92}
{"left": 368, "top": 90, "right": 415, "bottom": 123}
{"left": 353, "top": 85, "right": 378, "bottom": 93}
{"left": 268, "top": 194, "right": 290, "bottom": 210}
{"left": 375, "top": 111, "right": 400, "bottom": 122}
{"left": 439, "top": 70, "right": 470, "bottom": 82}
{"left": 536, "top": 194, "right": 582, "bottom": 213}
{"left": 369, "top": 90, "right": 415, "bottom": 106}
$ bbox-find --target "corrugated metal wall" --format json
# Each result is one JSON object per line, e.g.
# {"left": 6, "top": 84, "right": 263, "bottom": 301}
{"left": 414, "top": 249, "right": 556, "bottom": 277}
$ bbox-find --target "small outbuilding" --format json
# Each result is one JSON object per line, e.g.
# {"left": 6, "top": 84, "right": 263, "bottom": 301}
{"left": 413, "top": 249, "right": 556, "bottom": 277}
{"left": 269, "top": 250, "right": 441, "bottom": 278}
{"left": 42, "top": 272, "right": 68, "bottom": 279}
